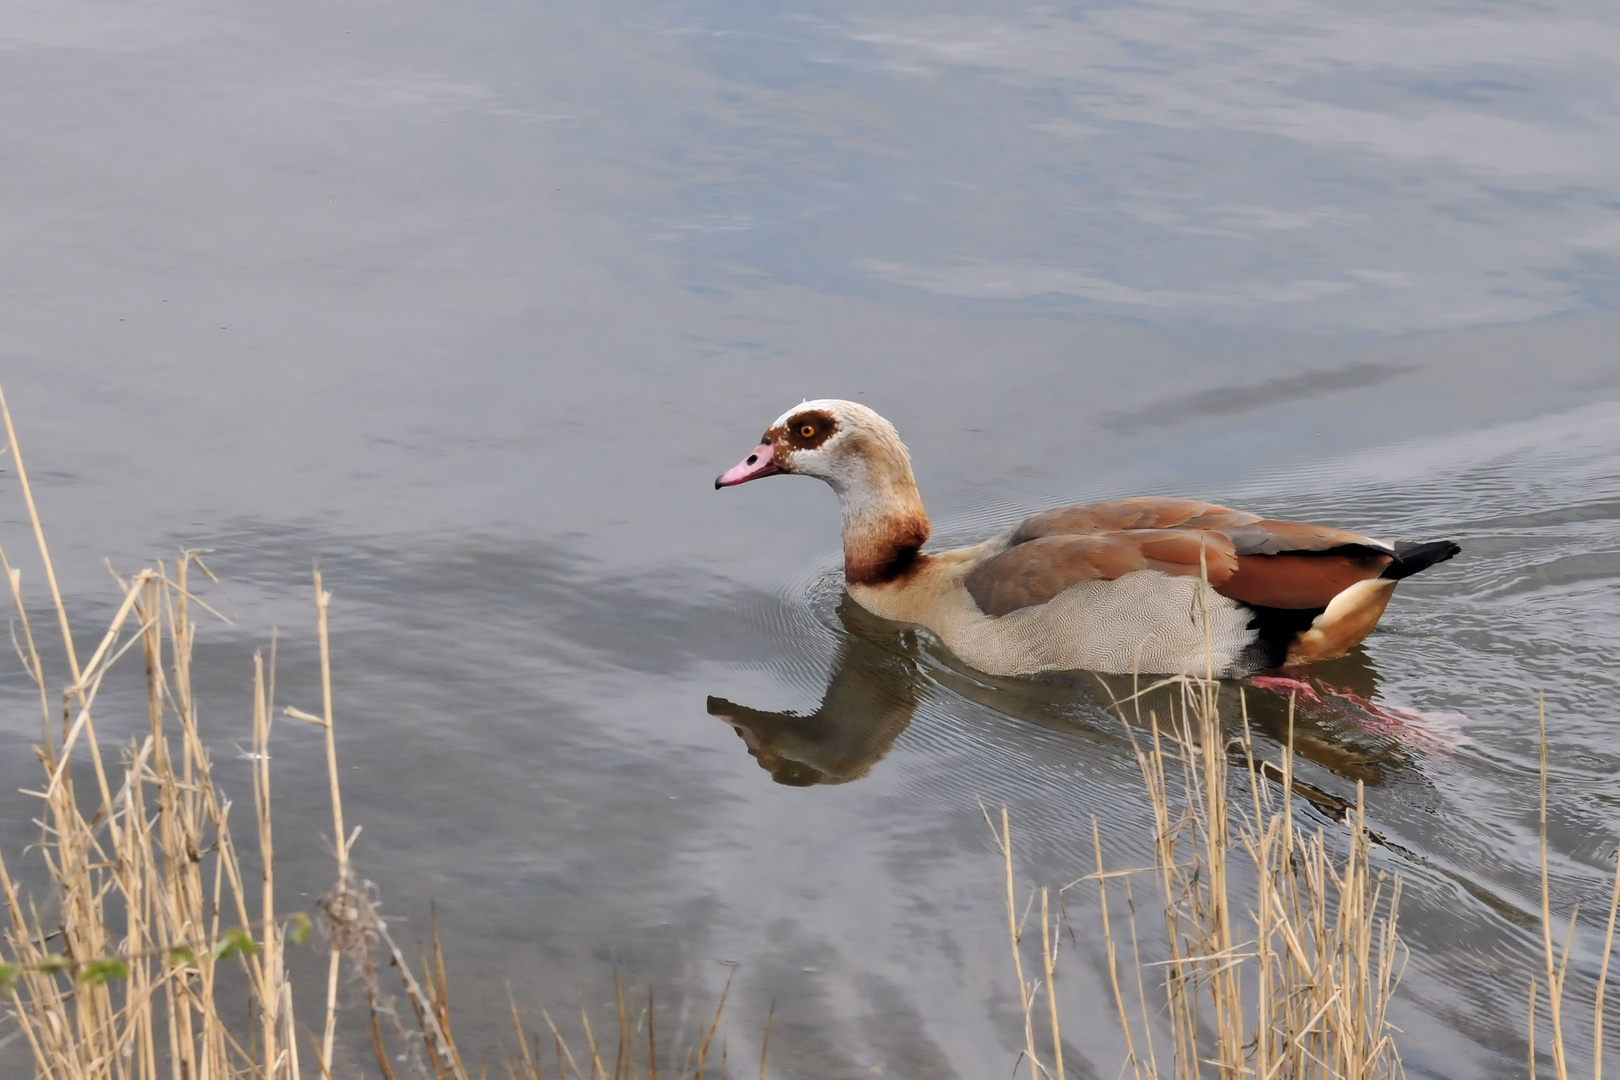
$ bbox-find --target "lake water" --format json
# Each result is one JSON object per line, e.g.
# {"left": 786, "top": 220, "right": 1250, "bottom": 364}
{"left": 3, "top": 0, "right": 1620, "bottom": 1075}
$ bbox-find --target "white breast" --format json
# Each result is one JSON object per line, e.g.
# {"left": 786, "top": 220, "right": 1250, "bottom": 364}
{"left": 853, "top": 568, "right": 1258, "bottom": 678}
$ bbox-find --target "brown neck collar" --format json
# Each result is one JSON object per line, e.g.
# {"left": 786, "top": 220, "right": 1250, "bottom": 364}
{"left": 844, "top": 512, "right": 931, "bottom": 586}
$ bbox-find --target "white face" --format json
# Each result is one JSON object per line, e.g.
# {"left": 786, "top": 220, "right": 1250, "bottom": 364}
{"left": 767, "top": 399, "right": 908, "bottom": 494}
{"left": 766, "top": 400, "right": 848, "bottom": 481}
{"left": 715, "top": 398, "right": 908, "bottom": 498}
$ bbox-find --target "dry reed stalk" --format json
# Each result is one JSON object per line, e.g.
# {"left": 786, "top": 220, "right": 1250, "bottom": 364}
{"left": 985, "top": 802, "right": 1051, "bottom": 1080}
{"left": 997, "top": 675, "right": 1408, "bottom": 1079}
{"left": 0, "top": 373, "right": 313, "bottom": 1080}
{"left": 1532, "top": 697, "right": 1620, "bottom": 1080}
{"left": 0, "top": 543, "right": 565, "bottom": 1080}
{"left": 0, "top": 385, "right": 748, "bottom": 1080}
{"left": 1539, "top": 697, "right": 1572, "bottom": 1080}
{"left": 516, "top": 983, "right": 730, "bottom": 1080}
{"left": 0, "top": 400, "right": 335, "bottom": 1080}
{"left": 313, "top": 572, "right": 346, "bottom": 1080}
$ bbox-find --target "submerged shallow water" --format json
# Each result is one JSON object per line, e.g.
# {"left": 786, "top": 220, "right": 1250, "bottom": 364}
{"left": 2, "top": 0, "right": 1620, "bottom": 1075}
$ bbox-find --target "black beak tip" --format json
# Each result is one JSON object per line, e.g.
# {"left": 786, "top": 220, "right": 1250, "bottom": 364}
{"left": 713, "top": 475, "right": 724, "bottom": 490}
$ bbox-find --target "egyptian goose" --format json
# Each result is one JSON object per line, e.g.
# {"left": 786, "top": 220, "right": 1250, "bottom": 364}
{"left": 715, "top": 400, "right": 1459, "bottom": 678}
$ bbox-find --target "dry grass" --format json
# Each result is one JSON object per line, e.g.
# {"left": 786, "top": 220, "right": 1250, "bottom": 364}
{"left": 0, "top": 384, "right": 741, "bottom": 1080}
{"left": 1530, "top": 699, "right": 1620, "bottom": 1080}
{"left": 993, "top": 669, "right": 1620, "bottom": 1079}
{"left": 989, "top": 675, "right": 1405, "bottom": 1080}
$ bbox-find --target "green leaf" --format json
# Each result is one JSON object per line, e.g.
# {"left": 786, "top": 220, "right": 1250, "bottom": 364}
{"left": 165, "top": 947, "right": 196, "bottom": 967}
{"left": 285, "top": 912, "right": 312, "bottom": 946}
{"left": 37, "top": 955, "right": 69, "bottom": 974}
{"left": 0, "top": 963, "right": 18, "bottom": 993}
{"left": 212, "top": 927, "right": 258, "bottom": 961}
{"left": 79, "top": 959, "right": 129, "bottom": 986}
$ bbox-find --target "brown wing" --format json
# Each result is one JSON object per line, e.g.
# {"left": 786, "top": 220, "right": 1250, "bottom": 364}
{"left": 1010, "top": 497, "right": 1260, "bottom": 543}
{"left": 965, "top": 529, "right": 1239, "bottom": 617}
{"left": 1218, "top": 531, "right": 1393, "bottom": 608}
{"left": 1220, "top": 519, "right": 1387, "bottom": 556}
{"left": 970, "top": 498, "right": 1397, "bottom": 616}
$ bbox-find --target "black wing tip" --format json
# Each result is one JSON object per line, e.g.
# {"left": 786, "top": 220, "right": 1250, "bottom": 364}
{"left": 1381, "top": 540, "right": 1461, "bottom": 581}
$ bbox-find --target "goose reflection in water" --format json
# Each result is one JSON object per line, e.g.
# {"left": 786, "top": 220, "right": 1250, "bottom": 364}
{"left": 709, "top": 599, "right": 1460, "bottom": 800}
{"left": 707, "top": 602, "right": 921, "bottom": 787}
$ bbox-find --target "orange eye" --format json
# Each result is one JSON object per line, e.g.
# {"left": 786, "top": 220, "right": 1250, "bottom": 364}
{"left": 800, "top": 425, "right": 816, "bottom": 438}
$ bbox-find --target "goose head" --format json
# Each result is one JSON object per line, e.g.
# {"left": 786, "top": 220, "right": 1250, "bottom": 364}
{"left": 715, "top": 399, "right": 931, "bottom": 584}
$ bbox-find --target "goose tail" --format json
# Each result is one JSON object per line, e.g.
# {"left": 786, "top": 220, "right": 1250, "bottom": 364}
{"left": 1381, "top": 540, "right": 1461, "bottom": 581}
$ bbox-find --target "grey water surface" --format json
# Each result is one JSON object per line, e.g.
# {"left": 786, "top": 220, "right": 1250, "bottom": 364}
{"left": 2, "top": 0, "right": 1620, "bottom": 1075}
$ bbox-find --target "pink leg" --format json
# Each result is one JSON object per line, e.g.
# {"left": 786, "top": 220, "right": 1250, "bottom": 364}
{"left": 1320, "top": 687, "right": 1470, "bottom": 753}
{"left": 1247, "top": 673, "right": 1469, "bottom": 755}
{"left": 1248, "top": 674, "right": 1325, "bottom": 707}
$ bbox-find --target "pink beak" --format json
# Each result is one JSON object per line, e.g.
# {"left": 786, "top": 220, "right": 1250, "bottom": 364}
{"left": 715, "top": 442, "right": 782, "bottom": 488}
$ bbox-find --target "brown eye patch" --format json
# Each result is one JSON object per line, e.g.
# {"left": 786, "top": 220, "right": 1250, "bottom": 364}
{"left": 783, "top": 410, "right": 837, "bottom": 450}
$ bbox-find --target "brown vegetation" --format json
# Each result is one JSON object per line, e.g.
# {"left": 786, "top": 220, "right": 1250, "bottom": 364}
{"left": 0, "top": 386, "right": 733, "bottom": 1080}
{"left": 991, "top": 655, "right": 1620, "bottom": 1077}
